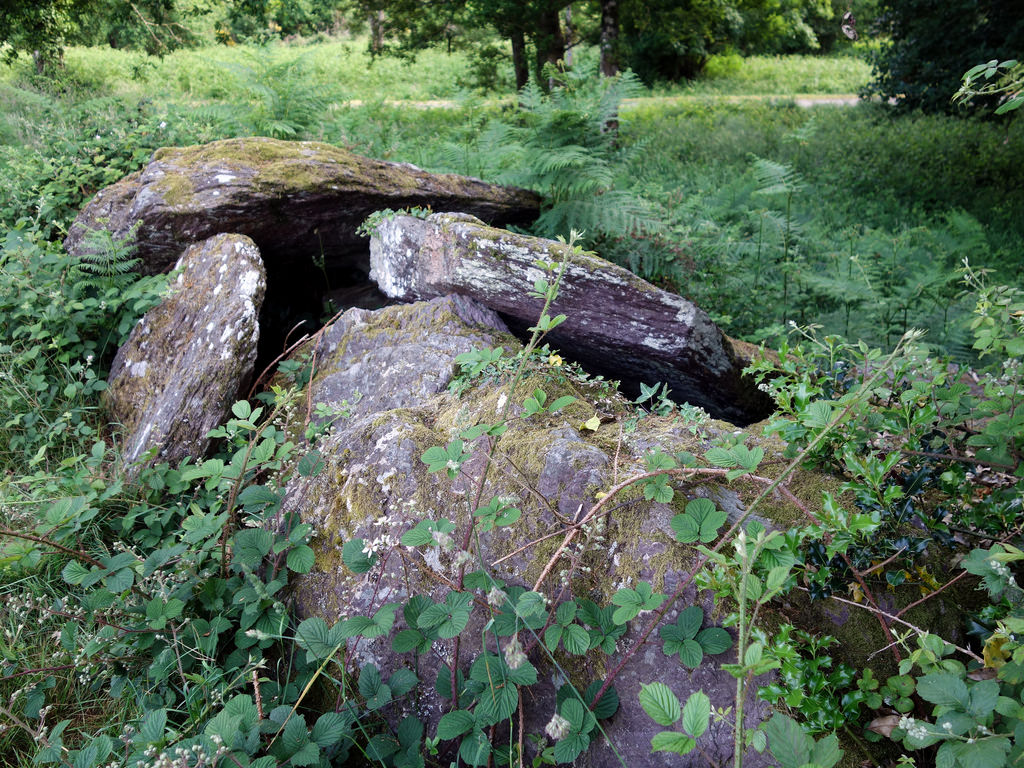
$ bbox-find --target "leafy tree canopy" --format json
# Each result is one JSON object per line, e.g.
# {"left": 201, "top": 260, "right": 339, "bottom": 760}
{"left": 866, "top": 0, "right": 1024, "bottom": 112}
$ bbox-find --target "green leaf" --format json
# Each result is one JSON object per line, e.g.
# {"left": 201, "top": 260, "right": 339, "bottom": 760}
{"left": 286, "top": 545, "right": 315, "bottom": 574}
{"left": 670, "top": 513, "right": 700, "bottom": 543}
{"left": 681, "top": 691, "right": 710, "bottom": 738}
{"left": 765, "top": 565, "right": 792, "bottom": 595}
{"left": 288, "top": 741, "right": 321, "bottom": 767}
{"left": 651, "top": 731, "right": 696, "bottom": 755}
{"left": 677, "top": 638, "right": 704, "bottom": 667}
{"left": 233, "top": 528, "right": 274, "bottom": 568}
{"left": 236, "top": 484, "right": 281, "bottom": 512}
{"left": 809, "top": 732, "right": 844, "bottom": 768}
{"left": 553, "top": 732, "right": 590, "bottom": 764}
{"left": 294, "top": 617, "right": 342, "bottom": 661}
{"left": 801, "top": 400, "right": 834, "bottom": 429}
{"left": 949, "top": 736, "right": 1011, "bottom": 768}
{"left": 437, "top": 710, "right": 476, "bottom": 740}
{"left": 296, "top": 450, "right": 324, "bottom": 477}
{"left": 744, "top": 642, "right": 764, "bottom": 668}
{"left": 764, "top": 713, "right": 811, "bottom": 768}
{"left": 696, "top": 627, "right": 733, "bottom": 655}
{"left": 516, "top": 591, "right": 547, "bottom": 619}
{"left": 563, "top": 624, "right": 590, "bottom": 655}
{"left": 645, "top": 451, "right": 677, "bottom": 471}
{"left": 642, "top": 474, "right": 674, "bottom": 503}
{"left": 342, "top": 538, "right": 377, "bottom": 574}
{"left": 916, "top": 673, "right": 969, "bottom": 709}
{"left": 688, "top": 498, "right": 728, "bottom": 542}
{"left": 138, "top": 708, "right": 167, "bottom": 744}
{"left": 393, "top": 629, "right": 428, "bottom": 653}
{"left": 676, "top": 606, "right": 704, "bottom": 638}
{"left": 389, "top": 668, "right": 418, "bottom": 698}
{"left": 476, "top": 681, "right": 518, "bottom": 724}
{"left": 401, "top": 518, "right": 454, "bottom": 547}
{"left": 421, "top": 445, "right": 451, "bottom": 472}
{"left": 281, "top": 716, "right": 310, "bottom": 754}
{"left": 705, "top": 446, "right": 739, "bottom": 468}
{"left": 549, "top": 395, "right": 576, "bottom": 413}
{"left": 555, "top": 600, "right": 577, "bottom": 625}
{"left": 639, "top": 682, "right": 681, "bottom": 727}
{"left": 967, "top": 679, "right": 1000, "bottom": 717}
{"left": 459, "top": 728, "right": 490, "bottom": 766}
{"left": 584, "top": 681, "right": 619, "bottom": 719}
{"left": 418, "top": 592, "right": 473, "bottom": 639}
{"left": 61, "top": 560, "right": 91, "bottom": 585}
{"left": 310, "top": 712, "right": 350, "bottom": 747}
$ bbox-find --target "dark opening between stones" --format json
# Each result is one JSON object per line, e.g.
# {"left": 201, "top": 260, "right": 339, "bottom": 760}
{"left": 257, "top": 241, "right": 768, "bottom": 428}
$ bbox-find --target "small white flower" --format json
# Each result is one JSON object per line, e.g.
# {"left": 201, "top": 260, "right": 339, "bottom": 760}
{"left": 545, "top": 712, "right": 571, "bottom": 741}
{"left": 504, "top": 635, "right": 527, "bottom": 670}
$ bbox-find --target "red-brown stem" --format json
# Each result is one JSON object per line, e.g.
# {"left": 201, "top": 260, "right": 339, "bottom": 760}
{"left": 0, "top": 528, "right": 104, "bottom": 568}
{"left": 895, "top": 569, "right": 971, "bottom": 619}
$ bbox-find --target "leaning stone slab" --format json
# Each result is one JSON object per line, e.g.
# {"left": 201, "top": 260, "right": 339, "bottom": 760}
{"left": 104, "top": 233, "right": 266, "bottom": 475}
{"left": 64, "top": 137, "right": 540, "bottom": 277}
{"left": 369, "top": 212, "right": 773, "bottom": 425}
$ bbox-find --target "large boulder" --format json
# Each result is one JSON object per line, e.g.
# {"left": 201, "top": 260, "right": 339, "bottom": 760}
{"left": 283, "top": 293, "right": 975, "bottom": 766}
{"left": 64, "top": 138, "right": 540, "bottom": 279}
{"left": 283, "top": 295, "right": 799, "bottom": 768}
{"left": 104, "top": 233, "right": 265, "bottom": 475}
{"left": 369, "top": 212, "right": 773, "bottom": 426}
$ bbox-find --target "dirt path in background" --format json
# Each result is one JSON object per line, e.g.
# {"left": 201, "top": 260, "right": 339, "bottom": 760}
{"left": 338, "top": 94, "right": 861, "bottom": 109}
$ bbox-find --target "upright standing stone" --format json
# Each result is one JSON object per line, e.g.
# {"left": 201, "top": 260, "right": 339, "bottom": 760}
{"left": 104, "top": 233, "right": 266, "bottom": 475}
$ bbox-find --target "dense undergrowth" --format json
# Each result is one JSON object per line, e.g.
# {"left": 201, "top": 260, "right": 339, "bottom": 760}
{"left": 2, "top": 33, "right": 1024, "bottom": 768}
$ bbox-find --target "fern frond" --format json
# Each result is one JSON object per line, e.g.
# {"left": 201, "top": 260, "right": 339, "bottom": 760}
{"left": 70, "top": 225, "right": 141, "bottom": 293}
{"left": 752, "top": 157, "right": 805, "bottom": 196}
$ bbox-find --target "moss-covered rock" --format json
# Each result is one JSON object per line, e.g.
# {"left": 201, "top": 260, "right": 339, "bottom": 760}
{"left": 104, "top": 233, "right": 265, "bottom": 476}
{"left": 284, "top": 294, "right": 798, "bottom": 767}
{"left": 64, "top": 137, "right": 540, "bottom": 279}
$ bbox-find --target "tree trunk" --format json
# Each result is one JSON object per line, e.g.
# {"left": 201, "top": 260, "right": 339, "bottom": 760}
{"left": 368, "top": 10, "right": 384, "bottom": 54}
{"left": 534, "top": 5, "right": 566, "bottom": 87}
{"left": 600, "top": 0, "right": 620, "bottom": 77}
{"left": 510, "top": 30, "right": 529, "bottom": 90}
{"left": 563, "top": 6, "right": 574, "bottom": 68}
